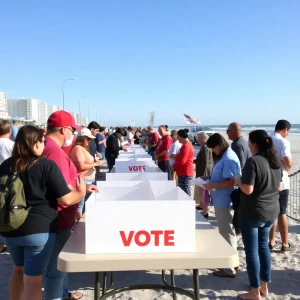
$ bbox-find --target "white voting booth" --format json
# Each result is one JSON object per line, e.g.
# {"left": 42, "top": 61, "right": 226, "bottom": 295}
{"left": 106, "top": 172, "right": 168, "bottom": 181}
{"left": 84, "top": 144, "right": 195, "bottom": 255}
{"left": 85, "top": 177, "right": 195, "bottom": 254}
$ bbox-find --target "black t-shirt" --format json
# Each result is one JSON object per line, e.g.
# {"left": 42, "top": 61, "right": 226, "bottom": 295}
{"left": 1, "top": 157, "right": 71, "bottom": 237}
{"left": 239, "top": 154, "right": 281, "bottom": 222}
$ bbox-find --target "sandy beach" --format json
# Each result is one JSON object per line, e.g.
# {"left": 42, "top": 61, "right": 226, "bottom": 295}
{"left": 1, "top": 131, "right": 299, "bottom": 300}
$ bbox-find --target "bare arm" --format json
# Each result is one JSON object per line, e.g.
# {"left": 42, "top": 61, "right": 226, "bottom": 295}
{"left": 282, "top": 156, "right": 292, "bottom": 172}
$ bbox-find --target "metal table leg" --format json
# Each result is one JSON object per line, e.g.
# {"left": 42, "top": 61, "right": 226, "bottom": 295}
{"left": 170, "top": 270, "right": 177, "bottom": 300}
{"left": 102, "top": 272, "right": 107, "bottom": 296}
{"left": 193, "top": 269, "right": 200, "bottom": 300}
{"left": 110, "top": 271, "right": 114, "bottom": 287}
{"left": 94, "top": 272, "right": 101, "bottom": 300}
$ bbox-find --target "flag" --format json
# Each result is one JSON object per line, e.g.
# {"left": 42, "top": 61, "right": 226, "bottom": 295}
{"left": 149, "top": 111, "right": 155, "bottom": 126}
{"left": 130, "top": 120, "right": 135, "bottom": 126}
{"left": 182, "top": 113, "right": 200, "bottom": 125}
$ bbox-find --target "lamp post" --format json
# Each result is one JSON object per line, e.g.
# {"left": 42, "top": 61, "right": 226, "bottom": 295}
{"left": 62, "top": 78, "right": 75, "bottom": 110}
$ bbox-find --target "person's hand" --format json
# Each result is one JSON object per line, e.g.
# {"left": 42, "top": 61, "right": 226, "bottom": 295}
{"left": 86, "top": 184, "right": 99, "bottom": 193}
{"left": 154, "top": 153, "right": 158, "bottom": 160}
{"left": 76, "top": 177, "right": 86, "bottom": 195}
{"left": 95, "top": 160, "right": 104, "bottom": 167}
{"left": 122, "top": 145, "right": 128, "bottom": 151}
{"left": 202, "top": 182, "right": 215, "bottom": 190}
{"left": 96, "top": 152, "right": 102, "bottom": 159}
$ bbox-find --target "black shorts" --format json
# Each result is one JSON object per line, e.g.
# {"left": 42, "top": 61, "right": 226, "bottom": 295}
{"left": 279, "top": 189, "right": 289, "bottom": 215}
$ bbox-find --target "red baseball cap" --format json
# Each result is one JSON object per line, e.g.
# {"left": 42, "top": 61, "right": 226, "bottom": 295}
{"left": 47, "top": 110, "right": 82, "bottom": 130}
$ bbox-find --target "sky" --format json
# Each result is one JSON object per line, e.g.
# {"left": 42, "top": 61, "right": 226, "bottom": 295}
{"left": 0, "top": 0, "right": 299, "bottom": 126}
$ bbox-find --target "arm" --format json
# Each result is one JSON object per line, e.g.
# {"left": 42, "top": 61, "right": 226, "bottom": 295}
{"left": 282, "top": 156, "right": 292, "bottom": 172}
{"left": 57, "top": 177, "right": 86, "bottom": 206}
{"left": 156, "top": 150, "right": 169, "bottom": 158}
{"left": 235, "top": 158, "right": 255, "bottom": 195}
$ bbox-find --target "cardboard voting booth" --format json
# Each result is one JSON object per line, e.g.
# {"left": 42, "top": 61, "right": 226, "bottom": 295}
{"left": 85, "top": 179, "right": 195, "bottom": 254}
{"left": 106, "top": 172, "right": 168, "bottom": 181}
{"left": 115, "top": 157, "right": 157, "bottom": 173}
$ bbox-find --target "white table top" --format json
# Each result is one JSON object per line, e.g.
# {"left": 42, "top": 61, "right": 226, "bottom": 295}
{"left": 58, "top": 211, "right": 239, "bottom": 272}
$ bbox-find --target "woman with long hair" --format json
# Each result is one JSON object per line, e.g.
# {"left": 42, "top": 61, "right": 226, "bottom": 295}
{"left": 204, "top": 133, "right": 241, "bottom": 278}
{"left": 172, "top": 129, "right": 194, "bottom": 196}
{"left": 0, "top": 125, "right": 85, "bottom": 300}
{"left": 69, "top": 128, "right": 103, "bottom": 220}
{"left": 235, "top": 130, "right": 282, "bottom": 299}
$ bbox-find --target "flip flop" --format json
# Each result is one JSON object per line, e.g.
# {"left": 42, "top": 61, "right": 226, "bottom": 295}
{"left": 213, "top": 270, "right": 236, "bottom": 278}
{"left": 63, "top": 291, "right": 83, "bottom": 300}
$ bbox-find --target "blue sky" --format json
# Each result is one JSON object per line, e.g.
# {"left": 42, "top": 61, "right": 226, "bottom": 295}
{"left": 1, "top": 0, "right": 299, "bottom": 126}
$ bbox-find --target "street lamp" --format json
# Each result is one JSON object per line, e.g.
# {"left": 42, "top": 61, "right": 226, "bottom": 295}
{"left": 62, "top": 78, "right": 75, "bottom": 110}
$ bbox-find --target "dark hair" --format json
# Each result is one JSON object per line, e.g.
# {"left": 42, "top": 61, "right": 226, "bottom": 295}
{"left": 0, "top": 120, "right": 11, "bottom": 136}
{"left": 87, "top": 121, "right": 101, "bottom": 131}
{"left": 177, "top": 129, "right": 189, "bottom": 139}
{"left": 249, "top": 130, "right": 280, "bottom": 169}
{"left": 206, "top": 133, "right": 229, "bottom": 161}
{"left": 184, "top": 128, "right": 190, "bottom": 133}
{"left": 11, "top": 125, "right": 44, "bottom": 174}
{"left": 127, "top": 126, "right": 133, "bottom": 131}
{"left": 70, "top": 136, "right": 89, "bottom": 153}
{"left": 165, "top": 125, "right": 169, "bottom": 131}
{"left": 116, "top": 128, "right": 126, "bottom": 136}
{"left": 275, "top": 120, "right": 291, "bottom": 131}
{"left": 99, "top": 126, "right": 106, "bottom": 132}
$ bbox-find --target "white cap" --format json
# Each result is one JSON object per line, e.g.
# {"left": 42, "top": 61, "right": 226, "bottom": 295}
{"left": 77, "top": 128, "right": 95, "bottom": 139}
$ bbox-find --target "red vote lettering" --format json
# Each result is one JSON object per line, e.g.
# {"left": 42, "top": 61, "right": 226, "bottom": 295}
{"left": 128, "top": 166, "right": 146, "bottom": 171}
{"left": 119, "top": 230, "right": 175, "bottom": 247}
{"left": 164, "top": 230, "right": 175, "bottom": 246}
{"left": 135, "top": 230, "right": 151, "bottom": 246}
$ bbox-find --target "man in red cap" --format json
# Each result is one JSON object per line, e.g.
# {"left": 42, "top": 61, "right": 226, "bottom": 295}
{"left": 43, "top": 110, "right": 98, "bottom": 300}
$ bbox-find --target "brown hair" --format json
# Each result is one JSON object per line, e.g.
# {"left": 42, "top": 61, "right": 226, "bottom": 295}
{"left": 70, "top": 136, "right": 89, "bottom": 153}
{"left": 206, "top": 133, "right": 229, "bottom": 162}
{"left": 0, "top": 120, "right": 11, "bottom": 136}
{"left": 11, "top": 125, "right": 44, "bottom": 174}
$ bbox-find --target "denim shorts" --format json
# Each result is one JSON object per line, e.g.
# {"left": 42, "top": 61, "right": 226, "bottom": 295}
{"left": 77, "top": 179, "right": 95, "bottom": 213}
{"left": 4, "top": 233, "right": 56, "bottom": 276}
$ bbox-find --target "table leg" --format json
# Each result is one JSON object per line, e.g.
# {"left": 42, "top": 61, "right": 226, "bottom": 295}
{"left": 192, "top": 269, "right": 200, "bottom": 300}
{"left": 170, "top": 270, "right": 177, "bottom": 300}
{"left": 102, "top": 272, "right": 107, "bottom": 296}
{"left": 94, "top": 272, "right": 101, "bottom": 300}
{"left": 110, "top": 271, "right": 114, "bottom": 287}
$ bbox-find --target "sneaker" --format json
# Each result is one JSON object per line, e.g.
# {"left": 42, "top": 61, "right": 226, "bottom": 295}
{"left": 281, "top": 243, "right": 296, "bottom": 253}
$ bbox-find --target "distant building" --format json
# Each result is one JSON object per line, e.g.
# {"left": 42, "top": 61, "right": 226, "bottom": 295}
{"left": 0, "top": 92, "right": 9, "bottom": 119}
{"left": 48, "top": 104, "right": 60, "bottom": 115}
{"left": 69, "top": 112, "right": 88, "bottom": 127}
{"left": 8, "top": 98, "right": 48, "bottom": 125}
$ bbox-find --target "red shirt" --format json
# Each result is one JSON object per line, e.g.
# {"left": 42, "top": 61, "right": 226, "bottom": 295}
{"left": 173, "top": 141, "right": 194, "bottom": 176}
{"left": 155, "top": 134, "right": 172, "bottom": 162}
{"left": 148, "top": 132, "right": 160, "bottom": 146}
{"left": 43, "top": 136, "right": 78, "bottom": 230}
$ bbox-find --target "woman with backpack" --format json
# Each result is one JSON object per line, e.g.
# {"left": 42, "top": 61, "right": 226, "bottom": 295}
{"left": 0, "top": 125, "right": 86, "bottom": 300}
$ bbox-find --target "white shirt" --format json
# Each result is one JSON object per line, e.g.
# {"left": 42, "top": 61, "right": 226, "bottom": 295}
{"left": 0, "top": 138, "right": 14, "bottom": 164}
{"left": 126, "top": 132, "right": 134, "bottom": 143}
{"left": 269, "top": 132, "right": 292, "bottom": 190}
{"left": 169, "top": 140, "right": 182, "bottom": 166}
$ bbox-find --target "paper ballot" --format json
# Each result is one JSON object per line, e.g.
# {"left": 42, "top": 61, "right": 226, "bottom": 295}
{"left": 191, "top": 177, "right": 216, "bottom": 191}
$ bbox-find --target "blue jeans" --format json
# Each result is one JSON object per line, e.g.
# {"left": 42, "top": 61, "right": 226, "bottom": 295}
{"left": 239, "top": 218, "right": 274, "bottom": 288}
{"left": 44, "top": 229, "right": 72, "bottom": 300}
{"left": 4, "top": 233, "right": 55, "bottom": 276}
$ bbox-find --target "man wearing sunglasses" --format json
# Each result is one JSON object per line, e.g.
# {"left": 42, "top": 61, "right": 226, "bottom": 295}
{"left": 43, "top": 110, "right": 98, "bottom": 300}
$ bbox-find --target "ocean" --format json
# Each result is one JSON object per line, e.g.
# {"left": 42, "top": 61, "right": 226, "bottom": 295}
{"left": 162, "top": 124, "right": 300, "bottom": 136}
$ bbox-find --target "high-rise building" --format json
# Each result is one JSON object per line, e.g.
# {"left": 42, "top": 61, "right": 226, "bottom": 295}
{"left": 0, "top": 92, "right": 9, "bottom": 119}
{"left": 48, "top": 104, "right": 60, "bottom": 115}
{"left": 69, "top": 112, "right": 88, "bottom": 127}
{"left": 7, "top": 98, "right": 47, "bottom": 124}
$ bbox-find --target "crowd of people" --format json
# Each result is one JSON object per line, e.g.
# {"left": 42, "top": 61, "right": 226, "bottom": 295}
{"left": 0, "top": 112, "right": 296, "bottom": 300}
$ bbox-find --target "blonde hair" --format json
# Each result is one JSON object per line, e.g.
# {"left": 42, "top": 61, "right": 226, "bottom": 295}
{"left": 197, "top": 132, "right": 209, "bottom": 143}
